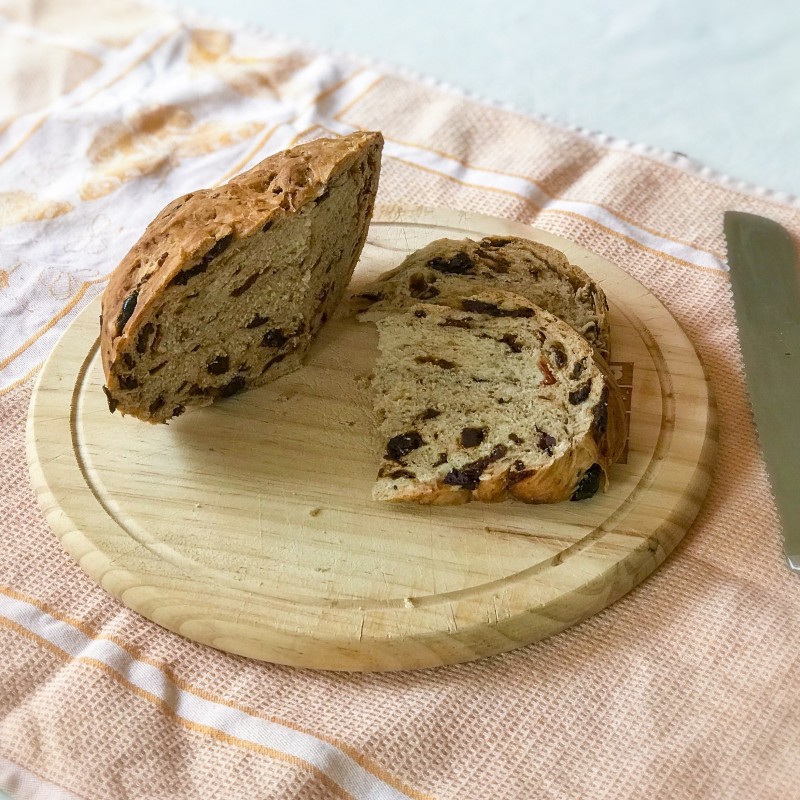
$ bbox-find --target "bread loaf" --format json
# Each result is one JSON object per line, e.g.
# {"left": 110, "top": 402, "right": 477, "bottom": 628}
{"left": 371, "top": 290, "right": 626, "bottom": 504}
{"left": 356, "top": 235, "right": 611, "bottom": 360}
{"left": 100, "top": 130, "right": 383, "bottom": 422}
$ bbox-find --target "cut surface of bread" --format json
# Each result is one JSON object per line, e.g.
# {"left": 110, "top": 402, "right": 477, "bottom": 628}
{"left": 101, "top": 130, "right": 383, "bottom": 422}
{"left": 356, "top": 235, "right": 611, "bottom": 360}
{"left": 371, "top": 290, "right": 626, "bottom": 505}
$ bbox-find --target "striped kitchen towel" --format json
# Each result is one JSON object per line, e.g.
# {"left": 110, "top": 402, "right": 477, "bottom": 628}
{"left": 1, "top": 1, "right": 798, "bottom": 798}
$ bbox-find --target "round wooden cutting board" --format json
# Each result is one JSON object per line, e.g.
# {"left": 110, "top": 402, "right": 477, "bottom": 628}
{"left": 27, "top": 206, "right": 716, "bottom": 672}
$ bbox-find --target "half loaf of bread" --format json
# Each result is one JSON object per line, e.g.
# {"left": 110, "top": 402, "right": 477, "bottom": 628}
{"left": 371, "top": 289, "right": 626, "bottom": 505}
{"left": 100, "top": 130, "right": 383, "bottom": 422}
{"left": 356, "top": 235, "right": 611, "bottom": 360}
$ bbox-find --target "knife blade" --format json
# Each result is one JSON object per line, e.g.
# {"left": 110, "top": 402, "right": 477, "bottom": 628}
{"left": 724, "top": 211, "right": 800, "bottom": 575}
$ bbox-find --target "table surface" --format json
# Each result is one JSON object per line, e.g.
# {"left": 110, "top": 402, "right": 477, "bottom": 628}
{"left": 177, "top": 0, "right": 800, "bottom": 198}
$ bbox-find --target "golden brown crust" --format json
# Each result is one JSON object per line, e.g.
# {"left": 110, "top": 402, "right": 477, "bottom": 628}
{"left": 100, "top": 131, "right": 383, "bottom": 386}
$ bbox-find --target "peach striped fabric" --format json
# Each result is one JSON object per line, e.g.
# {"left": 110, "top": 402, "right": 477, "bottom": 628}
{"left": 1, "top": 2, "right": 799, "bottom": 798}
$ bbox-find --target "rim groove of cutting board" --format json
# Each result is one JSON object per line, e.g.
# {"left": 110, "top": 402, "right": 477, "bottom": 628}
{"left": 27, "top": 206, "right": 716, "bottom": 671}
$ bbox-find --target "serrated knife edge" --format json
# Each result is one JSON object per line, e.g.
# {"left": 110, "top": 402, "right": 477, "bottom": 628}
{"left": 724, "top": 211, "right": 800, "bottom": 574}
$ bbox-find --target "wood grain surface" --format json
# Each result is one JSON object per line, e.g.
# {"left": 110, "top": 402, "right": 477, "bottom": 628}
{"left": 26, "top": 206, "right": 717, "bottom": 672}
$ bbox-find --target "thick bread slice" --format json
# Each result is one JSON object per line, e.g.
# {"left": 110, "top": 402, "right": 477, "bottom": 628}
{"left": 356, "top": 235, "right": 611, "bottom": 360}
{"left": 371, "top": 289, "right": 626, "bottom": 505}
{"left": 101, "top": 130, "right": 383, "bottom": 422}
